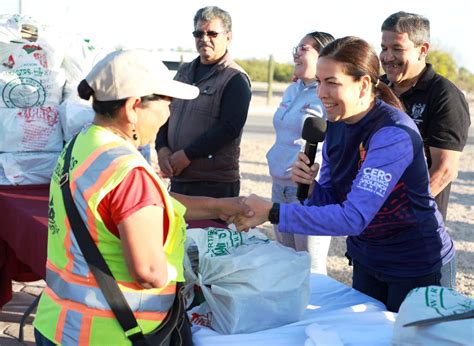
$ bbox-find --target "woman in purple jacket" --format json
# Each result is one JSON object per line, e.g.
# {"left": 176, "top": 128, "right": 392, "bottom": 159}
{"left": 235, "top": 36, "right": 456, "bottom": 312}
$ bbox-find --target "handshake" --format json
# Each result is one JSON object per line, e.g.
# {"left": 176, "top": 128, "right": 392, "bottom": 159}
{"left": 218, "top": 194, "right": 273, "bottom": 232}
{"left": 175, "top": 152, "right": 320, "bottom": 231}
{"left": 218, "top": 152, "right": 321, "bottom": 231}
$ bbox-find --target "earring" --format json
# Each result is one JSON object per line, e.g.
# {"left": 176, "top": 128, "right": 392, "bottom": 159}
{"left": 132, "top": 124, "right": 138, "bottom": 141}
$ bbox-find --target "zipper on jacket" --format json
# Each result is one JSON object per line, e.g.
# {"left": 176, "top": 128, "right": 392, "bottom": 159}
{"left": 173, "top": 64, "right": 219, "bottom": 146}
{"left": 280, "top": 84, "right": 316, "bottom": 120}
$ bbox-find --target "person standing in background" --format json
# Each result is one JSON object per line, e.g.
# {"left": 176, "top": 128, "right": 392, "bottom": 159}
{"left": 266, "top": 31, "right": 334, "bottom": 274}
{"left": 156, "top": 6, "right": 251, "bottom": 199}
{"left": 380, "top": 11, "right": 470, "bottom": 220}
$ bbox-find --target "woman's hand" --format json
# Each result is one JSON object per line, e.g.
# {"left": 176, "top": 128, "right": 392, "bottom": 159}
{"left": 215, "top": 196, "right": 254, "bottom": 224}
{"left": 291, "top": 152, "right": 320, "bottom": 185}
{"left": 172, "top": 194, "right": 254, "bottom": 222}
{"left": 233, "top": 194, "right": 272, "bottom": 232}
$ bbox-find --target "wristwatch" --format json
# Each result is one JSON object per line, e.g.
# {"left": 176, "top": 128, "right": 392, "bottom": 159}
{"left": 268, "top": 203, "right": 280, "bottom": 224}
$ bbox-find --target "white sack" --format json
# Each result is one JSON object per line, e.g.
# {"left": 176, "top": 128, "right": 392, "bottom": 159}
{"left": 58, "top": 99, "right": 94, "bottom": 141}
{"left": 393, "top": 286, "right": 474, "bottom": 345}
{"left": 188, "top": 301, "right": 213, "bottom": 330}
{"left": 0, "top": 40, "right": 64, "bottom": 70}
{"left": 0, "top": 151, "right": 60, "bottom": 185}
{"left": 0, "top": 14, "right": 38, "bottom": 43}
{"left": 61, "top": 37, "right": 101, "bottom": 100}
{"left": 0, "top": 63, "right": 65, "bottom": 108}
{"left": 185, "top": 227, "right": 311, "bottom": 334}
{"left": 0, "top": 106, "right": 63, "bottom": 152}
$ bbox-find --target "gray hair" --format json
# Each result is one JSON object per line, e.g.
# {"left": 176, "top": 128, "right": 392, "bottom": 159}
{"left": 193, "top": 6, "right": 232, "bottom": 32}
{"left": 381, "top": 11, "right": 430, "bottom": 46}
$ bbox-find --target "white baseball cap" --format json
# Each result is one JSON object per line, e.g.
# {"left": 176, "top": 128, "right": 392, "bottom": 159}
{"left": 85, "top": 49, "right": 199, "bottom": 101}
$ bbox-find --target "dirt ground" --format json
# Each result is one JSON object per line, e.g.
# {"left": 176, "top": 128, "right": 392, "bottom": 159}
{"left": 240, "top": 89, "right": 474, "bottom": 297}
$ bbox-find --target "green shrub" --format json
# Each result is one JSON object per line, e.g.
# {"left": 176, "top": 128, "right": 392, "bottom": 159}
{"left": 236, "top": 58, "right": 293, "bottom": 83}
{"left": 236, "top": 52, "right": 474, "bottom": 91}
{"left": 427, "top": 49, "right": 458, "bottom": 82}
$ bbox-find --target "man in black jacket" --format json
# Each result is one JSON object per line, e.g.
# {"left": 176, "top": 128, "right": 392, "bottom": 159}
{"left": 155, "top": 6, "right": 251, "bottom": 198}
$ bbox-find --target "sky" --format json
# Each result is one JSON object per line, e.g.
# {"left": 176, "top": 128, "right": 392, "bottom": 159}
{"left": 2, "top": 0, "right": 474, "bottom": 72}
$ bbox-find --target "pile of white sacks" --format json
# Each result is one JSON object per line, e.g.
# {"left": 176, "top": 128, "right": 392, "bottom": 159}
{"left": 0, "top": 14, "right": 97, "bottom": 185}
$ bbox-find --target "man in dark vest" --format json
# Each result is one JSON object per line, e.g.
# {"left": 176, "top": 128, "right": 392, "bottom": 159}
{"left": 380, "top": 11, "right": 470, "bottom": 220}
{"left": 156, "top": 6, "right": 251, "bottom": 198}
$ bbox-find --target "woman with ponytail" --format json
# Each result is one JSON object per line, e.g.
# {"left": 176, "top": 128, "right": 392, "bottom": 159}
{"left": 235, "top": 37, "right": 456, "bottom": 312}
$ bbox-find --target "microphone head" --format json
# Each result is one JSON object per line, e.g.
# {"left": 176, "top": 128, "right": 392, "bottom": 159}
{"left": 302, "top": 116, "right": 327, "bottom": 143}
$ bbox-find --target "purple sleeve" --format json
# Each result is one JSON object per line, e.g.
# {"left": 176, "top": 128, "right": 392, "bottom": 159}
{"left": 280, "top": 126, "right": 414, "bottom": 236}
{"left": 306, "top": 141, "right": 338, "bottom": 206}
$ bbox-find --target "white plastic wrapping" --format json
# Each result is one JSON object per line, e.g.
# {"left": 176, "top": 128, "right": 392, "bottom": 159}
{"left": 0, "top": 62, "right": 66, "bottom": 108}
{"left": 185, "top": 227, "right": 311, "bottom": 334}
{"left": 58, "top": 99, "right": 94, "bottom": 141}
{"left": 393, "top": 286, "right": 474, "bottom": 345}
{"left": 0, "top": 106, "right": 63, "bottom": 152}
{"left": 0, "top": 14, "right": 39, "bottom": 43}
{"left": 61, "top": 36, "right": 102, "bottom": 100}
{"left": 0, "top": 151, "right": 60, "bottom": 185}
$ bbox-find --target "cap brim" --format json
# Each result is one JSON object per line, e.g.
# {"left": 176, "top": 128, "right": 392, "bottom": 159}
{"left": 156, "top": 80, "right": 199, "bottom": 100}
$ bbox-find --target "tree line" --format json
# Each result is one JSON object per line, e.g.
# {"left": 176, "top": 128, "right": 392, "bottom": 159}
{"left": 236, "top": 49, "right": 474, "bottom": 92}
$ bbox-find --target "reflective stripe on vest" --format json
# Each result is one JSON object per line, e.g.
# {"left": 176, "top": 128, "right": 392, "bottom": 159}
{"left": 43, "top": 286, "right": 168, "bottom": 346}
{"left": 34, "top": 125, "right": 187, "bottom": 345}
{"left": 46, "top": 267, "right": 175, "bottom": 312}
{"left": 68, "top": 146, "right": 134, "bottom": 277}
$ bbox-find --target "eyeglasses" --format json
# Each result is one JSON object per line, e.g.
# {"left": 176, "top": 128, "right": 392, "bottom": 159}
{"left": 292, "top": 45, "right": 314, "bottom": 56}
{"left": 192, "top": 30, "right": 226, "bottom": 39}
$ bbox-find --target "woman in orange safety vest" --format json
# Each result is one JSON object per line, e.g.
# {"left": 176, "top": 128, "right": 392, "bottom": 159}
{"left": 33, "top": 49, "right": 251, "bottom": 345}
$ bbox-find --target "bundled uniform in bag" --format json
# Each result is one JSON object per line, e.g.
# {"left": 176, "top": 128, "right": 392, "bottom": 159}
{"left": 185, "top": 227, "right": 311, "bottom": 334}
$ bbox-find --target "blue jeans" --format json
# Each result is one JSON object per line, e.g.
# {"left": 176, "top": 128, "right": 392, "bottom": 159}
{"left": 352, "top": 258, "right": 456, "bottom": 312}
{"left": 35, "top": 328, "right": 57, "bottom": 346}
{"left": 271, "top": 182, "right": 331, "bottom": 274}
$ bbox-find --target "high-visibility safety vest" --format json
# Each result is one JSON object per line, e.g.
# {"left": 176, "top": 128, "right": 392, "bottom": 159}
{"left": 33, "top": 125, "right": 187, "bottom": 345}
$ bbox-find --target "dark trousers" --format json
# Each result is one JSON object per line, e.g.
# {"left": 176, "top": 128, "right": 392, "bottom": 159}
{"left": 35, "top": 329, "right": 57, "bottom": 345}
{"left": 170, "top": 180, "right": 240, "bottom": 198}
{"left": 352, "top": 258, "right": 456, "bottom": 312}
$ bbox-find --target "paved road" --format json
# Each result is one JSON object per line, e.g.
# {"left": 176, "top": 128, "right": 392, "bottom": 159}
{"left": 244, "top": 103, "right": 276, "bottom": 135}
{"left": 244, "top": 113, "right": 275, "bottom": 134}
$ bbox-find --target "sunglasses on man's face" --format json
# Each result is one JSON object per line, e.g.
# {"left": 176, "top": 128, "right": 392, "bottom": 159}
{"left": 192, "top": 30, "right": 225, "bottom": 39}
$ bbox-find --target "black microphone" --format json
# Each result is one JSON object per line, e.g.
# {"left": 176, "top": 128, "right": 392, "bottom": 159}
{"left": 296, "top": 116, "right": 327, "bottom": 202}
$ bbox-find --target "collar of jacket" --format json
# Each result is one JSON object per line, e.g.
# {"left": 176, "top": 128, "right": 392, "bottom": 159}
{"left": 186, "top": 50, "right": 233, "bottom": 84}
